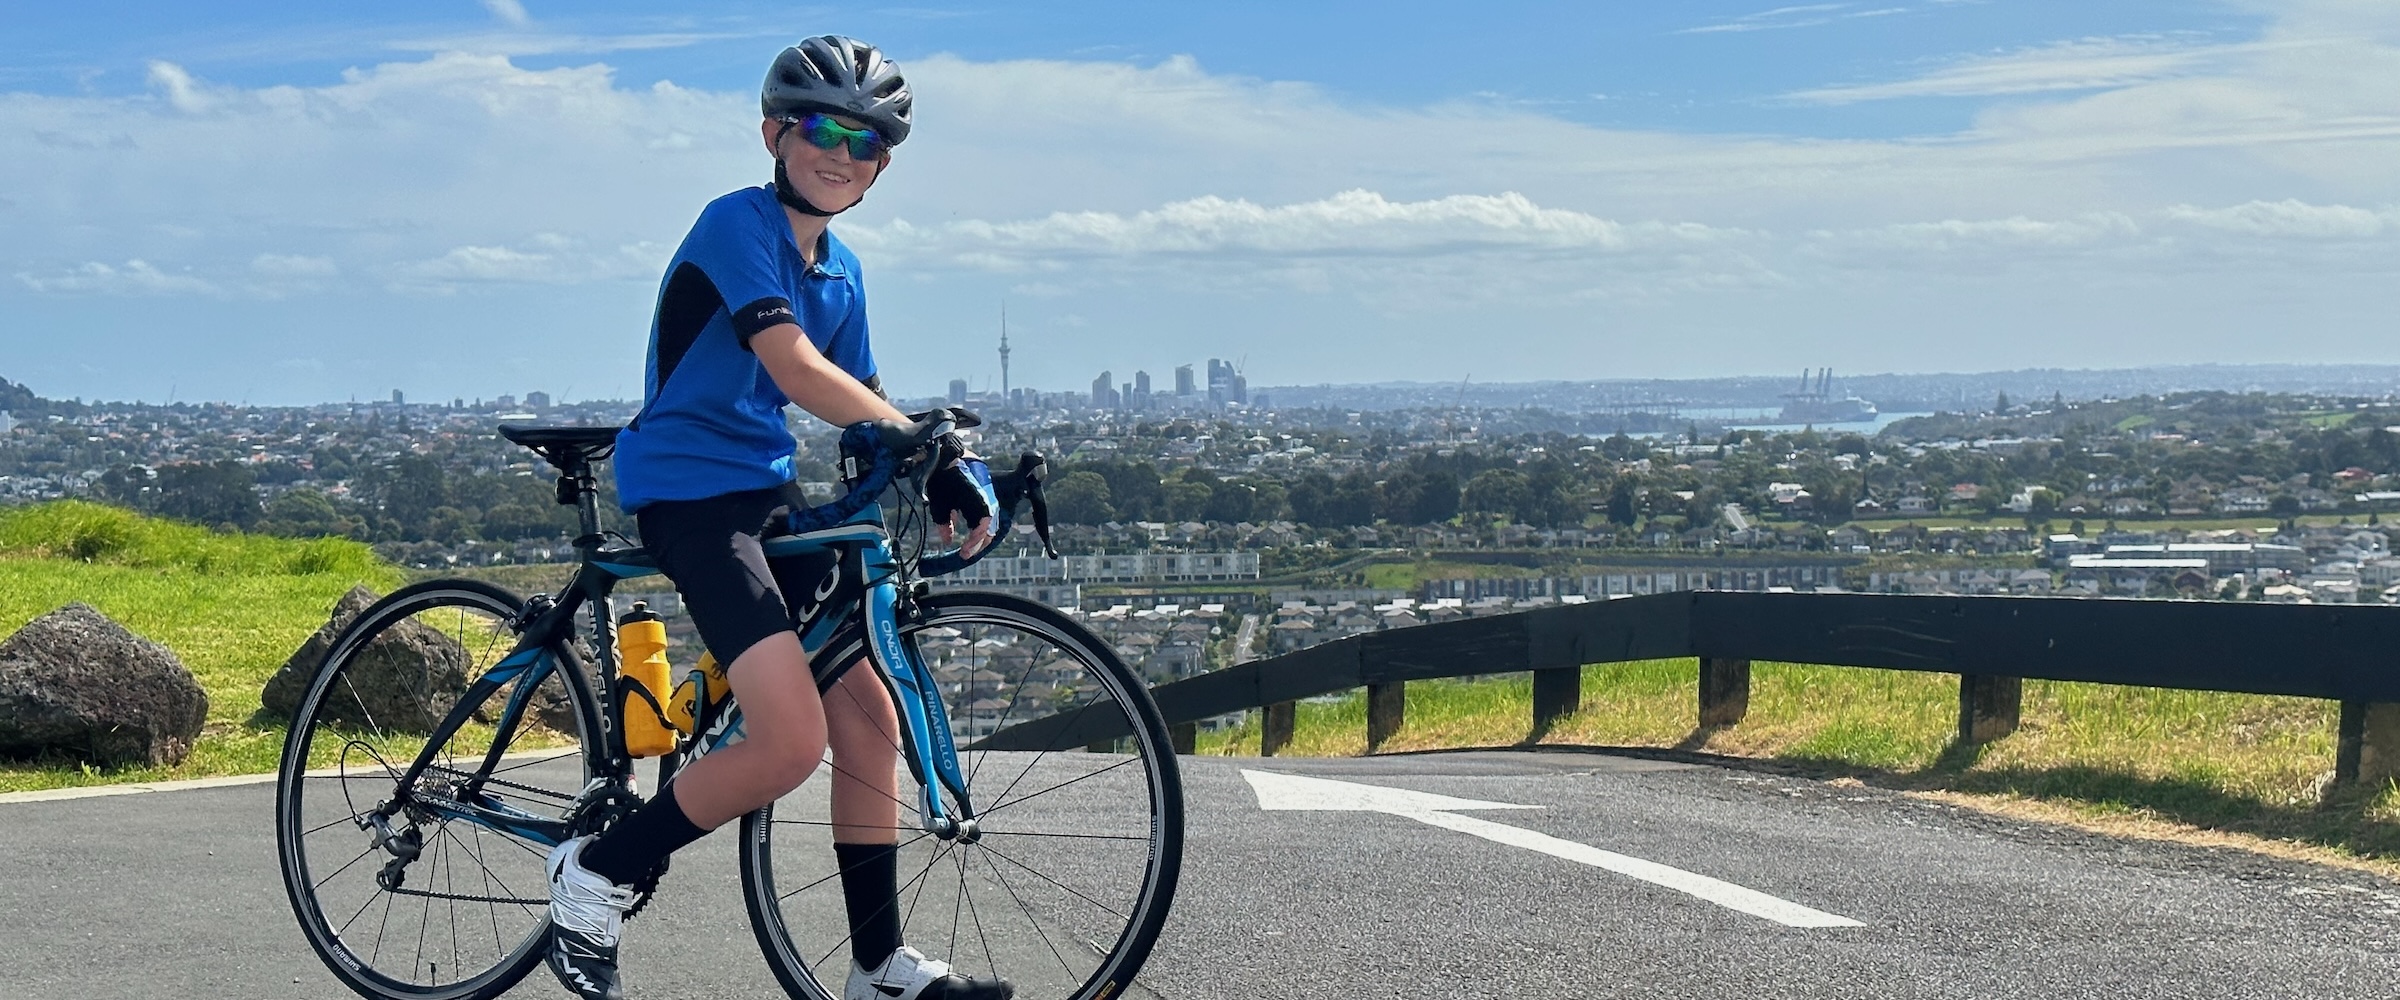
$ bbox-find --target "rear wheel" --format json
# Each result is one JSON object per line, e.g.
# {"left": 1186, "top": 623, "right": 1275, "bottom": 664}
{"left": 275, "top": 579, "right": 602, "bottom": 1000}
{"left": 739, "top": 592, "right": 1184, "bottom": 1000}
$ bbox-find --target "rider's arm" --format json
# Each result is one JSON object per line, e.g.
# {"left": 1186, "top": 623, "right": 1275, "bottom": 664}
{"left": 748, "top": 323, "right": 909, "bottom": 426}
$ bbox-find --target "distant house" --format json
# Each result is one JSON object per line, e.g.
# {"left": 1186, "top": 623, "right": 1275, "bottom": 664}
{"left": 1896, "top": 495, "right": 1935, "bottom": 514}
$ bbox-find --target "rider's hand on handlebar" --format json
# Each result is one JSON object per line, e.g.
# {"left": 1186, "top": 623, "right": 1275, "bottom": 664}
{"left": 941, "top": 514, "right": 997, "bottom": 560}
{"left": 929, "top": 454, "right": 998, "bottom": 560}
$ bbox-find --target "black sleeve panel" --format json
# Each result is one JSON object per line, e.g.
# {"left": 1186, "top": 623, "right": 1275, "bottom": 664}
{"left": 653, "top": 261, "right": 726, "bottom": 396}
{"left": 733, "top": 297, "right": 798, "bottom": 350}
{"left": 861, "top": 374, "right": 888, "bottom": 400}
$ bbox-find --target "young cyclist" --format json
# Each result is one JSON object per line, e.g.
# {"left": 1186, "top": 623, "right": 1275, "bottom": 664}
{"left": 544, "top": 36, "right": 1011, "bottom": 1000}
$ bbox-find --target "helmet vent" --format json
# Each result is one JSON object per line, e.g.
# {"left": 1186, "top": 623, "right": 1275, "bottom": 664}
{"left": 804, "top": 47, "right": 845, "bottom": 84}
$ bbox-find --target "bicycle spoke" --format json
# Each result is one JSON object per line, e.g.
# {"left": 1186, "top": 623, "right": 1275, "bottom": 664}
{"left": 978, "top": 840, "right": 1129, "bottom": 922}
{"left": 774, "top": 830, "right": 936, "bottom": 904}
{"left": 313, "top": 842, "right": 381, "bottom": 891}
{"left": 979, "top": 693, "right": 1118, "bottom": 815}
{"left": 949, "top": 841, "right": 966, "bottom": 964}
{"left": 976, "top": 755, "right": 1142, "bottom": 821}
{"left": 976, "top": 829, "right": 1150, "bottom": 843}
{"left": 810, "top": 837, "right": 959, "bottom": 973}
{"left": 979, "top": 847, "right": 1077, "bottom": 980}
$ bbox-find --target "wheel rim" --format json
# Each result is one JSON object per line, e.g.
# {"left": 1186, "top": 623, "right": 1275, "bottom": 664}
{"left": 279, "top": 587, "right": 593, "bottom": 998}
{"left": 746, "top": 603, "right": 1180, "bottom": 1000}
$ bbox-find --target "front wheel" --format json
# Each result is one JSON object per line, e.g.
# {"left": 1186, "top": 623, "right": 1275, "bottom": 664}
{"left": 739, "top": 592, "right": 1185, "bottom": 1000}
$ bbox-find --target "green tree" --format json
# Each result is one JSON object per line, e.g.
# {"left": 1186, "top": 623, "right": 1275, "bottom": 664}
{"left": 153, "top": 460, "right": 260, "bottom": 529}
{"left": 1605, "top": 477, "right": 1640, "bottom": 527}
{"left": 259, "top": 488, "right": 367, "bottom": 539}
{"left": 1461, "top": 469, "right": 1531, "bottom": 521}
{"left": 1048, "top": 471, "right": 1115, "bottom": 525}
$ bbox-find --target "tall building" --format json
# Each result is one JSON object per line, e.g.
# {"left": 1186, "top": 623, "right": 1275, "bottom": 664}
{"left": 948, "top": 379, "right": 969, "bottom": 405}
{"left": 998, "top": 304, "right": 1011, "bottom": 400}
{"left": 525, "top": 391, "right": 552, "bottom": 408}
{"left": 1132, "top": 370, "right": 1152, "bottom": 412}
{"left": 1174, "top": 364, "right": 1195, "bottom": 396}
{"left": 1090, "top": 370, "right": 1118, "bottom": 409}
{"left": 391, "top": 389, "right": 405, "bottom": 405}
{"left": 1134, "top": 370, "right": 1151, "bottom": 395}
{"left": 1206, "top": 359, "right": 1246, "bottom": 405}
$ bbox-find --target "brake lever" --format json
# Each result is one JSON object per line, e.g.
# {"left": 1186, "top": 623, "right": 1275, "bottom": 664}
{"left": 1015, "top": 452, "right": 1059, "bottom": 559}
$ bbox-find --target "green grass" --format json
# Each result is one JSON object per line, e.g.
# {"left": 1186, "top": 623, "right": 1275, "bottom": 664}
{"left": 0, "top": 501, "right": 405, "bottom": 792}
{"left": 1196, "top": 660, "right": 2400, "bottom": 866}
{"left": 2114, "top": 414, "right": 2158, "bottom": 432}
{"left": 1363, "top": 559, "right": 1540, "bottom": 591}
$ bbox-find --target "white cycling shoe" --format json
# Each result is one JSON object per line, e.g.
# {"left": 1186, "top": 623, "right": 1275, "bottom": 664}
{"left": 846, "top": 945, "right": 1015, "bottom": 1000}
{"left": 544, "top": 835, "right": 637, "bottom": 1000}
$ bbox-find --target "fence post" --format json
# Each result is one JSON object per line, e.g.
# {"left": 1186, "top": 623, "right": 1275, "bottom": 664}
{"left": 1366, "top": 681, "right": 1406, "bottom": 752}
{"left": 2336, "top": 701, "right": 2400, "bottom": 787}
{"left": 1531, "top": 667, "right": 1581, "bottom": 737}
{"left": 1260, "top": 701, "right": 1297, "bottom": 757}
{"left": 1958, "top": 674, "right": 2022, "bottom": 744}
{"left": 1699, "top": 657, "right": 1751, "bottom": 728}
{"left": 1169, "top": 721, "right": 1197, "bottom": 755}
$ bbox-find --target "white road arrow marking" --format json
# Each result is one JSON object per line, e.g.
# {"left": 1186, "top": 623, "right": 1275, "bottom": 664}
{"left": 1242, "top": 768, "right": 1863, "bottom": 929}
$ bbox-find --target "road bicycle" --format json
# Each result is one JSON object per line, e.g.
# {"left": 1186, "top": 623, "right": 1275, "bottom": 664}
{"left": 274, "top": 413, "right": 1184, "bottom": 1000}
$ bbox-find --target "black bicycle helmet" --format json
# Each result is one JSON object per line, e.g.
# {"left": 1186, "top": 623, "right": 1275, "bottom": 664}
{"left": 762, "top": 35, "right": 912, "bottom": 146}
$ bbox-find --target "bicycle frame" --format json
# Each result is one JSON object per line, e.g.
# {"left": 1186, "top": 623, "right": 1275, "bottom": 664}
{"left": 378, "top": 501, "right": 976, "bottom": 851}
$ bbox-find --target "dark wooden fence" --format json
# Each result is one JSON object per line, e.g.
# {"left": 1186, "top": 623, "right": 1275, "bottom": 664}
{"left": 980, "top": 591, "right": 2400, "bottom": 786}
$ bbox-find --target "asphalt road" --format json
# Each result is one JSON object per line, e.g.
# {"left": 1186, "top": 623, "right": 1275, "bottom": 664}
{"left": 4, "top": 749, "right": 2398, "bottom": 999}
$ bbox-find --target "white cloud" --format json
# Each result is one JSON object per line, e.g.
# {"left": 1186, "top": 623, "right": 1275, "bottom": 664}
{"left": 252, "top": 253, "right": 339, "bottom": 277}
{"left": 1787, "top": 36, "right": 2269, "bottom": 103}
{"left": 15, "top": 259, "right": 218, "bottom": 295}
{"left": 390, "top": 234, "right": 668, "bottom": 291}
{"left": 1678, "top": 3, "right": 1911, "bottom": 35}
{"left": 857, "top": 190, "right": 1736, "bottom": 265}
{"left": 145, "top": 60, "right": 214, "bottom": 113}
{"left": 478, "top": 0, "right": 532, "bottom": 28}
{"left": 2161, "top": 198, "right": 2394, "bottom": 238}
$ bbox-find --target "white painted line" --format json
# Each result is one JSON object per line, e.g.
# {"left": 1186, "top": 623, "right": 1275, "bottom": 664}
{"left": 1242, "top": 768, "right": 1864, "bottom": 929}
{"left": 1407, "top": 808, "right": 1865, "bottom": 928}
{"left": 0, "top": 748, "right": 581, "bottom": 806}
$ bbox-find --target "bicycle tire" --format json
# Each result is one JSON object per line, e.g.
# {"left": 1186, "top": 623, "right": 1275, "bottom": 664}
{"left": 275, "top": 578, "right": 603, "bottom": 1000}
{"left": 737, "top": 591, "right": 1185, "bottom": 1000}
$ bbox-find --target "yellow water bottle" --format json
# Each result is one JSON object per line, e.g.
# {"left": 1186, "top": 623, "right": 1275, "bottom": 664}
{"left": 614, "top": 602, "right": 679, "bottom": 758}
{"left": 665, "top": 651, "right": 730, "bottom": 735}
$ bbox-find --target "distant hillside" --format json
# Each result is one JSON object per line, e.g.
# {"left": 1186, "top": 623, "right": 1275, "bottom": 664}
{"left": 0, "top": 376, "right": 44, "bottom": 415}
{"left": 1259, "top": 364, "right": 2400, "bottom": 413}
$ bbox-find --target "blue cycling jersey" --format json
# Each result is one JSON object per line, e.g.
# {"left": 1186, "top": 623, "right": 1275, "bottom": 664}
{"left": 613, "top": 186, "right": 877, "bottom": 513}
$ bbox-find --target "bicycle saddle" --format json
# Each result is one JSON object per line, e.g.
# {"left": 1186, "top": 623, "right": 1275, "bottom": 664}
{"left": 499, "top": 425, "right": 622, "bottom": 472}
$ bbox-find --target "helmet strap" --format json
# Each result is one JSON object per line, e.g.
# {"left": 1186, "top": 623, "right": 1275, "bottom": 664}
{"left": 773, "top": 158, "right": 844, "bottom": 217}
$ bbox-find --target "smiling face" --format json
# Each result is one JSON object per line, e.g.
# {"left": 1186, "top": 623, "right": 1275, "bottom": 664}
{"left": 762, "top": 113, "right": 886, "bottom": 214}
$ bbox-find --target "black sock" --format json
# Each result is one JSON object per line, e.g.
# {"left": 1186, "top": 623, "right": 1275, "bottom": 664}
{"left": 834, "top": 841, "right": 902, "bottom": 968}
{"left": 580, "top": 782, "right": 709, "bottom": 886}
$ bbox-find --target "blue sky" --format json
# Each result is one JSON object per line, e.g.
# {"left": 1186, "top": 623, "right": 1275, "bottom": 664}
{"left": 4, "top": 1, "right": 2396, "bottom": 405}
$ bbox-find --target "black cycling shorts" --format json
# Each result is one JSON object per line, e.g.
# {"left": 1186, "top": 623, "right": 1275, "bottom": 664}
{"left": 635, "top": 486, "right": 842, "bottom": 680}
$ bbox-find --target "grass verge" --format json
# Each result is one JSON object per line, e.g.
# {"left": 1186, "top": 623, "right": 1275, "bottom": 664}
{"left": 0, "top": 501, "right": 404, "bottom": 793}
{"left": 1196, "top": 659, "right": 2400, "bottom": 874}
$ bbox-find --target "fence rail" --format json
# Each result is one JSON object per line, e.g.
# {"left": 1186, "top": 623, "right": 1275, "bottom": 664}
{"left": 978, "top": 591, "right": 2400, "bottom": 785}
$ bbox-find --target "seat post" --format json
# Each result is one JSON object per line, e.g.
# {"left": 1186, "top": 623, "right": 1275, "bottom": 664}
{"left": 554, "top": 455, "right": 605, "bottom": 545}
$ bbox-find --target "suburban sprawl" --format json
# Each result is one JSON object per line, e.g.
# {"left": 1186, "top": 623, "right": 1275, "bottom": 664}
{"left": 5, "top": 364, "right": 2400, "bottom": 688}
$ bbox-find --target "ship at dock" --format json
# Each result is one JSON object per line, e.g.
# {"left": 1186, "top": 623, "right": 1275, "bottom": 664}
{"left": 1777, "top": 368, "right": 1879, "bottom": 424}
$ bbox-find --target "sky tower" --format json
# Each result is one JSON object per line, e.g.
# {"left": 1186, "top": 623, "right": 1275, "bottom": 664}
{"left": 997, "top": 302, "right": 1011, "bottom": 402}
